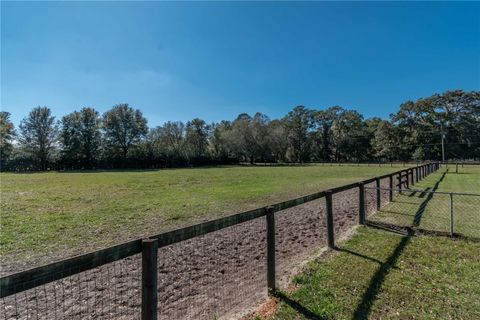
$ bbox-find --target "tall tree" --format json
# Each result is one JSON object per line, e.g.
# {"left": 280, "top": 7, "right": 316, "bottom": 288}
{"left": 19, "top": 106, "right": 58, "bottom": 170}
{"left": 283, "top": 106, "right": 313, "bottom": 162}
{"left": 0, "top": 111, "right": 15, "bottom": 169}
{"left": 185, "top": 118, "right": 209, "bottom": 161}
{"left": 102, "top": 104, "right": 148, "bottom": 160}
{"left": 60, "top": 107, "right": 101, "bottom": 168}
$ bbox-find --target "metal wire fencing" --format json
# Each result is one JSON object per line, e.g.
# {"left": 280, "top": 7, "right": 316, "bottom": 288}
{"left": 1, "top": 253, "right": 142, "bottom": 320}
{"left": 1, "top": 163, "right": 439, "bottom": 320}
{"left": 156, "top": 216, "right": 267, "bottom": 320}
{"left": 365, "top": 187, "right": 480, "bottom": 239}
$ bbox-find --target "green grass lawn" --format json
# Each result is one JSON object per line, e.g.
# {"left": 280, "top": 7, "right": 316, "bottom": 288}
{"left": 272, "top": 228, "right": 480, "bottom": 320}
{"left": 369, "top": 165, "right": 480, "bottom": 238}
{"left": 0, "top": 165, "right": 401, "bottom": 271}
{"left": 271, "top": 165, "right": 480, "bottom": 320}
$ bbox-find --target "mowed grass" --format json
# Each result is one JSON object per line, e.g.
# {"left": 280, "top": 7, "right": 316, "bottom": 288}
{"left": 271, "top": 228, "right": 480, "bottom": 320}
{"left": 1, "top": 165, "right": 400, "bottom": 272}
{"left": 271, "top": 165, "right": 480, "bottom": 320}
{"left": 369, "top": 165, "right": 480, "bottom": 238}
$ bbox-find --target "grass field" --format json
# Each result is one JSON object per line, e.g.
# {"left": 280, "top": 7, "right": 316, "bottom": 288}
{"left": 368, "top": 165, "right": 480, "bottom": 238}
{"left": 0, "top": 165, "right": 402, "bottom": 272}
{"left": 271, "top": 228, "right": 480, "bottom": 319}
{"left": 271, "top": 165, "right": 480, "bottom": 319}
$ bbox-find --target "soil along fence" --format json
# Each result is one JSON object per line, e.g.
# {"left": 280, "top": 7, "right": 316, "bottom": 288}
{"left": 0, "top": 163, "right": 440, "bottom": 320}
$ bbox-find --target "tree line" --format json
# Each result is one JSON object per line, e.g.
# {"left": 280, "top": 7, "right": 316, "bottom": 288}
{"left": 1, "top": 89, "right": 479, "bottom": 171}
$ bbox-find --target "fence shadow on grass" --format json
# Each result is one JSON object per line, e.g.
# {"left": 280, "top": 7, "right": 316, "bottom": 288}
{"left": 413, "top": 170, "right": 446, "bottom": 227}
{"left": 272, "top": 291, "right": 328, "bottom": 320}
{"left": 352, "top": 170, "right": 447, "bottom": 320}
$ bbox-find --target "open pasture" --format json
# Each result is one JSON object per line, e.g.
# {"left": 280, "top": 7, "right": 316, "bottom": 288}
{"left": 0, "top": 165, "right": 401, "bottom": 273}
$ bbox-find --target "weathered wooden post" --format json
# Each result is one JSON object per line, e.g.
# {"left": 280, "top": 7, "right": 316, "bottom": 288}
{"left": 325, "top": 190, "right": 335, "bottom": 249}
{"left": 142, "top": 239, "right": 158, "bottom": 320}
{"left": 405, "top": 171, "right": 409, "bottom": 189}
{"left": 266, "top": 206, "right": 276, "bottom": 292}
{"left": 375, "top": 177, "right": 381, "bottom": 210}
{"left": 398, "top": 172, "right": 402, "bottom": 194}
{"left": 410, "top": 169, "right": 414, "bottom": 186}
{"left": 358, "top": 183, "right": 365, "bottom": 225}
{"left": 456, "top": 163, "right": 458, "bottom": 173}
{"left": 388, "top": 175, "right": 393, "bottom": 201}
{"left": 415, "top": 167, "right": 419, "bottom": 183}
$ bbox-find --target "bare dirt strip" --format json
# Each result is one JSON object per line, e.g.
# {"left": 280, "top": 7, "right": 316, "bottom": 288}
{"left": 1, "top": 179, "right": 391, "bottom": 320}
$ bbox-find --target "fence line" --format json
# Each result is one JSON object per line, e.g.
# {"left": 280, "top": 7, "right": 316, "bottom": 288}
{"left": 0, "top": 162, "right": 442, "bottom": 319}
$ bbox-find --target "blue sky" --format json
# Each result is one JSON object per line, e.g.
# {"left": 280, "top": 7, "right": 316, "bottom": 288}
{"left": 2, "top": 1, "right": 479, "bottom": 127}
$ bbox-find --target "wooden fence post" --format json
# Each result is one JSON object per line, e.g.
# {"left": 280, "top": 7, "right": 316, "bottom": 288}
{"left": 375, "top": 177, "right": 381, "bottom": 211}
{"left": 415, "top": 167, "right": 419, "bottom": 183}
{"left": 325, "top": 190, "right": 335, "bottom": 249}
{"left": 266, "top": 206, "right": 276, "bottom": 292}
{"left": 398, "top": 173, "right": 402, "bottom": 194}
{"left": 358, "top": 183, "right": 365, "bottom": 225}
{"left": 388, "top": 175, "right": 393, "bottom": 201}
{"left": 142, "top": 239, "right": 158, "bottom": 320}
{"left": 405, "top": 171, "right": 409, "bottom": 189}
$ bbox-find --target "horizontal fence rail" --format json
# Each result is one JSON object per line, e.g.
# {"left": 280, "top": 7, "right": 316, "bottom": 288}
{"left": 0, "top": 162, "right": 442, "bottom": 319}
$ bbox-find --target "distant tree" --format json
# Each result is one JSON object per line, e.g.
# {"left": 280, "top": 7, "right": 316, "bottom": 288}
{"left": 283, "top": 106, "right": 313, "bottom": 162}
{"left": 210, "top": 121, "right": 231, "bottom": 161}
{"left": 330, "top": 110, "right": 367, "bottom": 162}
{"left": 312, "top": 106, "right": 343, "bottom": 161}
{"left": 267, "top": 119, "right": 288, "bottom": 162}
{"left": 148, "top": 121, "right": 186, "bottom": 167}
{"left": 371, "top": 120, "right": 401, "bottom": 161}
{"left": 19, "top": 107, "right": 58, "bottom": 170}
{"left": 0, "top": 111, "right": 15, "bottom": 169}
{"left": 60, "top": 107, "right": 101, "bottom": 168}
{"left": 102, "top": 104, "right": 148, "bottom": 160}
{"left": 185, "top": 118, "right": 209, "bottom": 162}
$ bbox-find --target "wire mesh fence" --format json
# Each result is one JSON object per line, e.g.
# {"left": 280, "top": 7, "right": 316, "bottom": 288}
{"left": 0, "top": 163, "right": 440, "bottom": 320}
{"left": 1, "top": 253, "right": 142, "bottom": 320}
{"left": 156, "top": 216, "right": 267, "bottom": 320}
{"left": 365, "top": 187, "right": 480, "bottom": 239}
{"left": 274, "top": 198, "right": 326, "bottom": 288}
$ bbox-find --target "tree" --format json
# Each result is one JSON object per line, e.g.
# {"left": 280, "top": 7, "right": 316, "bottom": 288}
{"left": 147, "top": 121, "right": 186, "bottom": 167}
{"left": 19, "top": 107, "right": 58, "bottom": 170}
{"left": 0, "top": 111, "right": 15, "bottom": 169}
{"left": 371, "top": 120, "right": 402, "bottom": 161}
{"left": 60, "top": 107, "right": 101, "bottom": 168}
{"left": 102, "top": 104, "right": 148, "bottom": 160}
{"left": 330, "top": 109, "right": 367, "bottom": 162}
{"left": 185, "top": 118, "right": 209, "bottom": 162}
{"left": 283, "top": 106, "right": 313, "bottom": 162}
{"left": 312, "top": 106, "right": 343, "bottom": 161}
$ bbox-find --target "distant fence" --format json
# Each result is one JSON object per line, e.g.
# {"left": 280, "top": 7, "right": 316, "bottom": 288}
{"left": 364, "top": 186, "right": 480, "bottom": 239}
{"left": 0, "top": 162, "right": 441, "bottom": 320}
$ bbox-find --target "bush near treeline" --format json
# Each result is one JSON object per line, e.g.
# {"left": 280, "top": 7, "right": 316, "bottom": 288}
{"left": 0, "top": 90, "right": 479, "bottom": 171}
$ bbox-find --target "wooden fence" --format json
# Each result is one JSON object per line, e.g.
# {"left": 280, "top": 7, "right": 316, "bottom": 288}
{"left": 0, "top": 162, "right": 441, "bottom": 319}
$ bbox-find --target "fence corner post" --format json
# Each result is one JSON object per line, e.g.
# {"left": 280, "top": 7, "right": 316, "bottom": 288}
{"left": 358, "top": 183, "right": 365, "bottom": 225}
{"left": 142, "top": 238, "right": 158, "bottom": 320}
{"left": 266, "top": 206, "right": 276, "bottom": 293}
{"left": 325, "top": 190, "right": 335, "bottom": 249}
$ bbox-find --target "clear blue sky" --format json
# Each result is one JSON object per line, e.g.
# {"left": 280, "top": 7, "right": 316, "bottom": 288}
{"left": 2, "top": 1, "right": 479, "bottom": 127}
